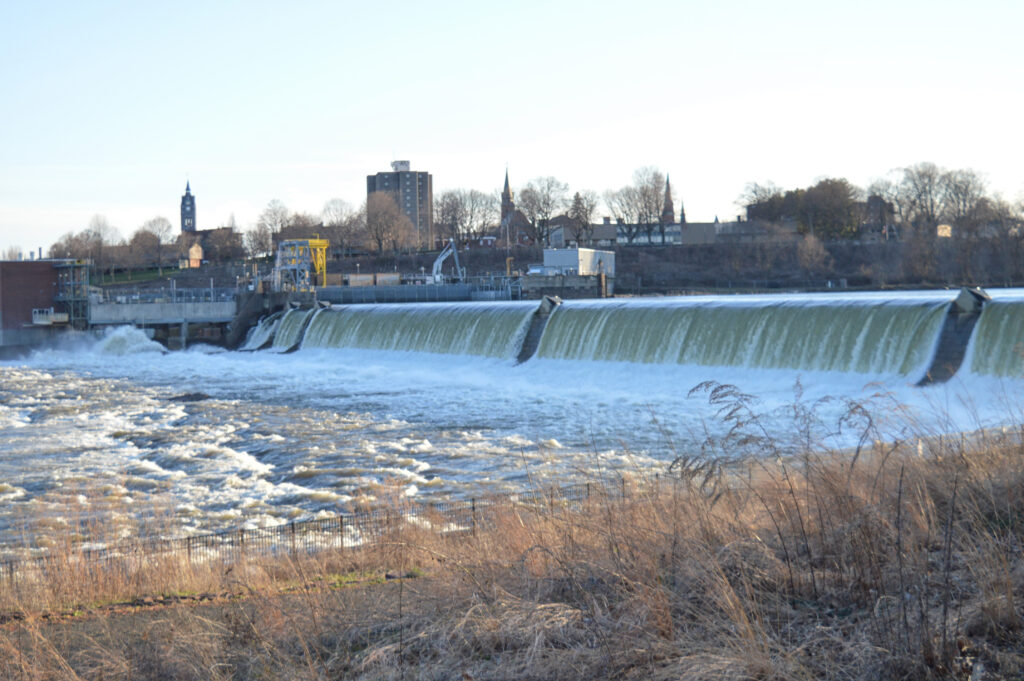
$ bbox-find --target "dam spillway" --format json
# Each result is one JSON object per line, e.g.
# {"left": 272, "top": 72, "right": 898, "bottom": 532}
{"left": 272, "top": 308, "right": 318, "bottom": 351}
{"left": 535, "top": 297, "right": 949, "bottom": 375}
{"left": 240, "top": 289, "right": 1021, "bottom": 382}
{"left": 964, "top": 299, "right": 1024, "bottom": 377}
{"left": 300, "top": 301, "right": 536, "bottom": 358}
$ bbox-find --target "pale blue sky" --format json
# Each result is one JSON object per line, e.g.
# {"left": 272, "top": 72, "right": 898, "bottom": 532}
{"left": 1, "top": 0, "right": 1021, "bottom": 253}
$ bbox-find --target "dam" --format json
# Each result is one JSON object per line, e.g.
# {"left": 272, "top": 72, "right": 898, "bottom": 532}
{"left": 240, "top": 288, "right": 1007, "bottom": 383}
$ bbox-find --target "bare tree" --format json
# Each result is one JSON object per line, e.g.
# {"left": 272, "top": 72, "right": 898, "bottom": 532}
{"left": 738, "top": 181, "right": 784, "bottom": 210}
{"left": 85, "top": 215, "right": 122, "bottom": 283}
{"left": 322, "top": 198, "right": 352, "bottom": 228}
{"left": 365, "top": 192, "right": 414, "bottom": 253}
{"left": 899, "top": 162, "right": 944, "bottom": 230}
{"left": 141, "top": 216, "right": 173, "bottom": 274}
{"left": 276, "top": 212, "right": 324, "bottom": 245}
{"left": 322, "top": 198, "right": 361, "bottom": 257}
{"left": 942, "top": 168, "right": 987, "bottom": 236}
{"left": 517, "top": 177, "right": 568, "bottom": 247}
{"left": 984, "top": 197, "right": 1024, "bottom": 281}
{"left": 287, "top": 212, "right": 321, "bottom": 230}
{"left": 257, "top": 199, "right": 290, "bottom": 237}
{"left": 2, "top": 246, "right": 21, "bottom": 260}
{"left": 797, "top": 233, "right": 830, "bottom": 275}
{"left": 434, "top": 189, "right": 498, "bottom": 245}
{"left": 632, "top": 167, "right": 666, "bottom": 243}
{"left": 127, "top": 229, "right": 159, "bottom": 278}
{"left": 244, "top": 224, "right": 273, "bottom": 259}
{"left": 603, "top": 188, "right": 643, "bottom": 244}
{"left": 566, "top": 190, "right": 599, "bottom": 246}
{"left": 49, "top": 232, "right": 84, "bottom": 259}
{"left": 462, "top": 189, "right": 497, "bottom": 242}
{"left": 205, "top": 228, "right": 245, "bottom": 261}
{"left": 434, "top": 190, "right": 466, "bottom": 244}
{"left": 604, "top": 168, "right": 664, "bottom": 244}
{"left": 867, "top": 177, "right": 904, "bottom": 232}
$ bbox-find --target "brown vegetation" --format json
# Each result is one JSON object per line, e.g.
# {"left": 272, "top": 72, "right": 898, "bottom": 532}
{"left": 2, "top": 412, "right": 1022, "bottom": 679}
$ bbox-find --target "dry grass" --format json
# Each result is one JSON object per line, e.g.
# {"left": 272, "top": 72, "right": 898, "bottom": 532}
{"left": 1, "top": 421, "right": 1023, "bottom": 679}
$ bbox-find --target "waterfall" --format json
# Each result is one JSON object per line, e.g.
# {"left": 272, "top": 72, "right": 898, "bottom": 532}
{"left": 964, "top": 300, "right": 1024, "bottom": 377}
{"left": 535, "top": 297, "right": 948, "bottom": 376}
{"left": 300, "top": 302, "right": 536, "bottom": 358}
{"left": 245, "top": 293, "right": 976, "bottom": 380}
{"left": 240, "top": 311, "right": 283, "bottom": 351}
{"left": 272, "top": 308, "right": 317, "bottom": 350}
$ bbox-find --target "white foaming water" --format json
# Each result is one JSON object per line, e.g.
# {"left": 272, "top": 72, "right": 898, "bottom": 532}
{"left": 3, "top": 290, "right": 1024, "bottom": 552}
{"left": 241, "top": 311, "right": 284, "bottom": 351}
{"left": 97, "top": 326, "right": 168, "bottom": 356}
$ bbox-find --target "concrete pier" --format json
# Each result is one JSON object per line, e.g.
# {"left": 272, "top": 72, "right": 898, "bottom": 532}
{"left": 917, "top": 287, "right": 990, "bottom": 386}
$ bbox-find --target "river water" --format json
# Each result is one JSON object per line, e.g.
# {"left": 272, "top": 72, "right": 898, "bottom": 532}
{"left": 2, "top": 289, "right": 1023, "bottom": 555}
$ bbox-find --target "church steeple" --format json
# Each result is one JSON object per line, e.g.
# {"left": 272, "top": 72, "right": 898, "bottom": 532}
{"left": 661, "top": 174, "right": 675, "bottom": 225}
{"left": 500, "top": 168, "right": 515, "bottom": 224}
{"left": 180, "top": 182, "right": 196, "bottom": 232}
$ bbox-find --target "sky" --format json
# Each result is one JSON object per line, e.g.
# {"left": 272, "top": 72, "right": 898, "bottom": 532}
{"left": 1, "top": 0, "right": 1022, "bottom": 254}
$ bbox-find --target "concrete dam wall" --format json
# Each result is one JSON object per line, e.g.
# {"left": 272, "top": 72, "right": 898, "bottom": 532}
{"left": 238, "top": 288, "right": 1013, "bottom": 385}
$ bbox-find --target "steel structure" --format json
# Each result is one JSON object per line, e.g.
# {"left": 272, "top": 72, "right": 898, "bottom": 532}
{"left": 53, "top": 260, "right": 90, "bottom": 329}
{"left": 273, "top": 239, "right": 328, "bottom": 291}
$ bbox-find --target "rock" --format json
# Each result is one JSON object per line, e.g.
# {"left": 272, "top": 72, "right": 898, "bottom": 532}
{"left": 169, "top": 392, "right": 211, "bottom": 402}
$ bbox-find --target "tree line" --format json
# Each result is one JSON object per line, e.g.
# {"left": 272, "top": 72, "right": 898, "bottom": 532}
{"left": 35, "top": 165, "right": 681, "bottom": 277}
{"left": 36, "top": 161, "right": 1023, "bottom": 282}
{"left": 740, "top": 162, "right": 1021, "bottom": 241}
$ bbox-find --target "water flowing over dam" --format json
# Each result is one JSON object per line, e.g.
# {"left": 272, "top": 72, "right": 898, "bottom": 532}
{"left": 965, "top": 299, "right": 1024, "bottom": 377}
{"left": 240, "top": 311, "right": 282, "bottom": 351}
{"left": 536, "top": 298, "right": 948, "bottom": 375}
{"left": 5, "top": 288, "right": 1024, "bottom": 552}
{"left": 300, "top": 302, "right": 536, "bottom": 358}
{"left": 272, "top": 308, "right": 318, "bottom": 351}
{"left": 243, "top": 291, "right": 1005, "bottom": 380}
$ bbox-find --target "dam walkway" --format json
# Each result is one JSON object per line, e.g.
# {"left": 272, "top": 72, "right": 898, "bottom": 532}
{"left": 88, "top": 287, "right": 237, "bottom": 347}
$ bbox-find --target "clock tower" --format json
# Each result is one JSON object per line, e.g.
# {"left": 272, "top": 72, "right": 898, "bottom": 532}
{"left": 180, "top": 182, "right": 196, "bottom": 232}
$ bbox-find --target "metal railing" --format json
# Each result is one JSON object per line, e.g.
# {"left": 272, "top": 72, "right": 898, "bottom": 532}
{"left": 98, "top": 286, "right": 237, "bottom": 304}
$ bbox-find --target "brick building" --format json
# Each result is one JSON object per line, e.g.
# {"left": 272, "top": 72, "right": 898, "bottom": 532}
{"left": 0, "top": 260, "right": 60, "bottom": 353}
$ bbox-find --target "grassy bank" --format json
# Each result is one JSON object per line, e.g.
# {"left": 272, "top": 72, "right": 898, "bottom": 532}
{"left": 1, "top": 428, "right": 1022, "bottom": 679}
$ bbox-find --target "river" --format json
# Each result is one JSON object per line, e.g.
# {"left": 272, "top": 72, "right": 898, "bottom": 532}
{"left": 2, "top": 289, "right": 1023, "bottom": 555}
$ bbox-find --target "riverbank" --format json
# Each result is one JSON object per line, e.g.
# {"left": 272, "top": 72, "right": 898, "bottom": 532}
{"left": 3, "top": 427, "right": 1022, "bottom": 680}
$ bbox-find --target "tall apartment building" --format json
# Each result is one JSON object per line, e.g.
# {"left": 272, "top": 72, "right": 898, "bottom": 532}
{"left": 366, "top": 161, "right": 433, "bottom": 246}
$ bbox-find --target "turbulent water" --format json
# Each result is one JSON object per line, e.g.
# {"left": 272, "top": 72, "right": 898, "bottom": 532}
{"left": 240, "top": 311, "right": 282, "bottom": 351}
{"left": 3, "top": 290, "right": 1024, "bottom": 555}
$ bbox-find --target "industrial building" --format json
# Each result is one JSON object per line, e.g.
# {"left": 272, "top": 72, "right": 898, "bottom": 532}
{"left": 0, "top": 259, "right": 89, "bottom": 355}
{"left": 520, "top": 248, "right": 615, "bottom": 298}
